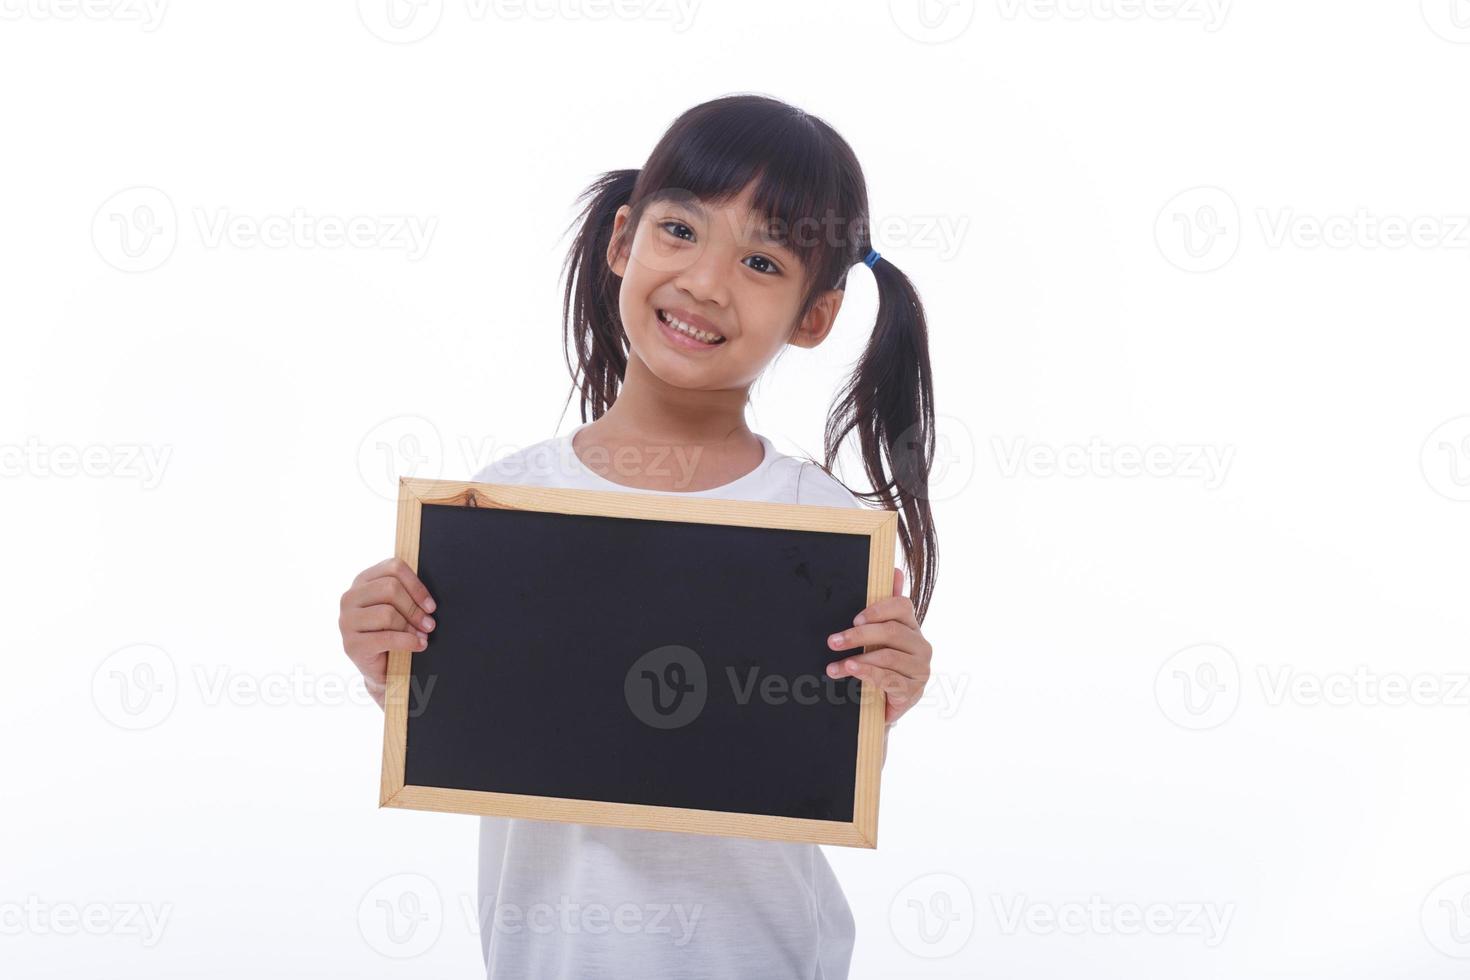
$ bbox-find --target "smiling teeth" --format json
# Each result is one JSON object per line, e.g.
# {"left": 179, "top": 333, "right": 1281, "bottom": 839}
{"left": 660, "top": 310, "right": 723, "bottom": 344}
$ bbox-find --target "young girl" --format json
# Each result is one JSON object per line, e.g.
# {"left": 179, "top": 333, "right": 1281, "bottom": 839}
{"left": 339, "top": 93, "right": 938, "bottom": 978}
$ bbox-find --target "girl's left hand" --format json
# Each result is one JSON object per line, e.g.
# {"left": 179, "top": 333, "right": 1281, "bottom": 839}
{"left": 826, "top": 566, "right": 932, "bottom": 725}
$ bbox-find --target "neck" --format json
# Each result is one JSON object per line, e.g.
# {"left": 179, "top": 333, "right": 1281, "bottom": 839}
{"left": 592, "top": 353, "right": 754, "bottom": 446}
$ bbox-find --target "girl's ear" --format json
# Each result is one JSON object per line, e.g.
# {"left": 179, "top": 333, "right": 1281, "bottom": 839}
{"left": 788, "top": 288, "right": 845, "bottom": 349}
{"left": 606, "top": 204, "right": 633, "bottom": 277}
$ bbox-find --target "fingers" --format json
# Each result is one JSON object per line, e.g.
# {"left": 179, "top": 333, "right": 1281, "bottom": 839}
{"left": 343, "top": 629, "right": 424, "bottom": 668}
{"left": 338, "top": 631, "right": 420, "bottom": 664}
{"left": 827, "top": 645, "right": 928, "bottom": 684}
{"left": 837, "top": 663, "right": 919, "bottom": 724}
{"left": 828, "top": 620, "right": 923, "bottom": 656}
{"left": 350, "top": 557, "right": 436, "bottom": 615}
{"left": 346, "top": 571, "right": 435, "bottom": 634}
{"left": 850, "top": 595, "right": 919, "bottom": 630}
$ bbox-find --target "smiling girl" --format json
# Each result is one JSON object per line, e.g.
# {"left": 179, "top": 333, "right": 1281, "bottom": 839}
{"left": 339, "top": 93, "right": 939, "bottom": 978}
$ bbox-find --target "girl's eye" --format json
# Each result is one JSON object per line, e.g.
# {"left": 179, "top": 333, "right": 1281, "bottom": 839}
{"left": 657, "top": 220, "right": 781, "bottom": 276}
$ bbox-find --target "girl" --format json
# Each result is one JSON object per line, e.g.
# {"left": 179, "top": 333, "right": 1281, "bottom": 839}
{"left": 339, "top": 93, "right": 938, "bottom": 978}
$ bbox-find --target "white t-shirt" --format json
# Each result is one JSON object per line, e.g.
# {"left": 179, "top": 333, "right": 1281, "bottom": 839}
{"left": 467, "top": 422, "right": 862, "bottom": 979}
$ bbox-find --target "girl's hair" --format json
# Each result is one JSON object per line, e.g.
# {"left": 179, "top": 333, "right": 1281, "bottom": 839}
{"left": 559, "top": 94, "right": 938, "bottom": 624}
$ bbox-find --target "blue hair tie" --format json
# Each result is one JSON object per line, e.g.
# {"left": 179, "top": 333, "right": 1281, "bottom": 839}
{"left": 863, "top": 249, "right": 881, "bottom": 269}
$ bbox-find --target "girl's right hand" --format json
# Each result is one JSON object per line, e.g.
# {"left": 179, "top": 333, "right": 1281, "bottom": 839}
{"left": 338, "top": 557, "right": 436, "bottom": 710}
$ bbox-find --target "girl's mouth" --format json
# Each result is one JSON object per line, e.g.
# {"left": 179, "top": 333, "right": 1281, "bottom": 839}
{"left": 657, "top": 309, "right": 726, "bottom": 349}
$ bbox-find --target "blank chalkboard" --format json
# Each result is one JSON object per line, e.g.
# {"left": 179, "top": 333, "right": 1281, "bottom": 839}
{"left": 379, "top": 477, "right": 897, "bottom": 847}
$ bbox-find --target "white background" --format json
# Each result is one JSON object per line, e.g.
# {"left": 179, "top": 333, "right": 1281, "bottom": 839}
{"left": 3, "top": 1, "right": 1469, "bottom": 977}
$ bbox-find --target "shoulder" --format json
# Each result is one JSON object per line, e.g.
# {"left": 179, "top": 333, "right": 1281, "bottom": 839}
{"left": 468, "top": 435, "right": 567, "bottom": 487}
{"left": 793, "top": 459, "right": 863, "bottom": 509}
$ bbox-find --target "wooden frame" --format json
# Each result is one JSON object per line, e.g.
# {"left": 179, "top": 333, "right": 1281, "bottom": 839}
{"left": 379, "top": 476, "right": 898, "bottom": 848}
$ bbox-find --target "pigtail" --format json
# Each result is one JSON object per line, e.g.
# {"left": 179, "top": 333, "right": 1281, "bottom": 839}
{"left": 823, "top": 255, "right": 938, "bottom": 625}
{"left": 560, "top": 168, "right": 639, "bottom": 423}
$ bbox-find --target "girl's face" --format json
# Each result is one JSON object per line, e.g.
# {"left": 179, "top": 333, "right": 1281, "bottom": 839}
{"left": 606, "top": 185, "right": 844, "bottom": 393}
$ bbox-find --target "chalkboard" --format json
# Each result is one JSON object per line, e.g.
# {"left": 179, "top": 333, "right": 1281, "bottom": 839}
{"left": 379, "top": 477, "right": 897, "bottom": 847}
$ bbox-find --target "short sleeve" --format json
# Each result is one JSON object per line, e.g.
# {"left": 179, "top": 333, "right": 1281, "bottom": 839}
{"left": 795, "top": 461, "right": 863, "bottom": 509}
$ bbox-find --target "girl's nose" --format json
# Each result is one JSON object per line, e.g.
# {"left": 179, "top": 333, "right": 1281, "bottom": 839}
{"left": 672, "top": 247, "right": 733, "bottom": 308}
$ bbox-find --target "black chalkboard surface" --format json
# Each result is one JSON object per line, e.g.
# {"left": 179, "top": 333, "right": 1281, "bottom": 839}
{"left": 379, "top": 477, "right": 897, "bottom": 847}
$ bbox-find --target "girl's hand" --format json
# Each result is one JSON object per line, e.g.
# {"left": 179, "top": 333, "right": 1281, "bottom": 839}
{"left": 825, "top": 566, "right": 932, "bottom": 725}
{"left": 338, "top": 557, "right": 437, "bottom": 710}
